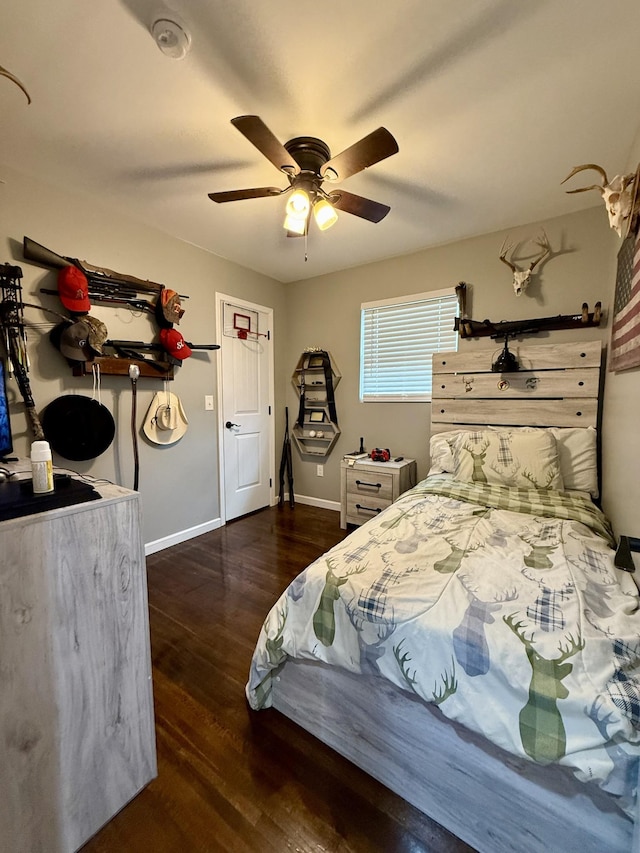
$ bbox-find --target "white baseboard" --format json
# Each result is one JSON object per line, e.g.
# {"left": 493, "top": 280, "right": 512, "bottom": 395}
{"left": 145, "top": 517, "right": 223, "bottom": 556}
{"left": 293, "top": 494, "right": 341, "bottom": 512}
{"left": 145, "top": 497, "right": 338, "bottom": 555}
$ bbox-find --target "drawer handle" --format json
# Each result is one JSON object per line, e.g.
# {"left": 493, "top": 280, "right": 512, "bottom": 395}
{"left": 355, "top": 503, "right": 382, "bottom": 514}
{"left": 355, "top": 479, "right": 382, "bottom": 489}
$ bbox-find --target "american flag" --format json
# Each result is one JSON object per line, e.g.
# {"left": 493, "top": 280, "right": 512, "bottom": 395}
{"left": 610, "top": 228, "right": 640, "bottom": 372}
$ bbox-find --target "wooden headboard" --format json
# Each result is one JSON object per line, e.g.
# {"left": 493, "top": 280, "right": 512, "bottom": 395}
{"left": 431, "top": 341, "right": 603, "bottom": 434}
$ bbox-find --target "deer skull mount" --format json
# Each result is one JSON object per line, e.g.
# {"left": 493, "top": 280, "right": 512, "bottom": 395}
{"left": 561, "top": 164, "right": 637, "bottom": 237}
{"left": 499, "top": 231, "right": 551, "bottom": 296}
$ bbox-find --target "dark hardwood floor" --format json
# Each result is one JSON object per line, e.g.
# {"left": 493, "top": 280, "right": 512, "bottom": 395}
{"left": 81, "top": 503, "right": 475, "bottom": 853}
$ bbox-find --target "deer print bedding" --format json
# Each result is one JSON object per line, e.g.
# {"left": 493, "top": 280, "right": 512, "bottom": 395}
{"left": 450, "top": 428, "right": 565, "bottom": 489}
{"left": 246, "top": 475, "right": 640, "bottom": 812}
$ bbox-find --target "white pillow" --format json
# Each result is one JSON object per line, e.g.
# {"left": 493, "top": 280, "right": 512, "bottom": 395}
{"left": 429, "top": 426, "right": 598, "bottom": 497}
{"left": 549, "top": 427, "right": 598, "bottom": 498}
{"left": 428, "top": 432, "right": 457, "bottom": 475}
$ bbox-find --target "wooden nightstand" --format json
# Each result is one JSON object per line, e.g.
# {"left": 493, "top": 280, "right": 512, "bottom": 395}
{"left": 340, "top": 457, "right": 417, "bottom": 529}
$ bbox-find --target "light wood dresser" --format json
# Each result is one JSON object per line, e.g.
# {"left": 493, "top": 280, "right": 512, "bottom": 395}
{"left": 0, "top": 480, "right": 157, "bottom": 852}
{"left": 340, "top": 457, "right": 417, "bottom": 529}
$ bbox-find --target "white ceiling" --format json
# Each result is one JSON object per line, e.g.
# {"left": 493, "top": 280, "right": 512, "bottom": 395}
{"left": 2, "top": 0, "right": 640, "bottom": 283}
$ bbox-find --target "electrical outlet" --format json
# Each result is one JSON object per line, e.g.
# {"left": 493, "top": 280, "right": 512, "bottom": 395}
{"left": 204, "top": 395, "right": 214, "bottom": 410}
{"left": 316, "top": 464, "right": 324, "bottom": 477}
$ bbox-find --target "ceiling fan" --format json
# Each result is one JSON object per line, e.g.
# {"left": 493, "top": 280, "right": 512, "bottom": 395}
{"left": 208, "top": 116, "right": 399, "bottom": 235}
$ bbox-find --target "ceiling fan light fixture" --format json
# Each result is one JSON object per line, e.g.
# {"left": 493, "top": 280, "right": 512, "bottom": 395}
{"left": 207, "top": 116, "right": 400, "bottom": 236}
{"left": 313, "top": 198, "right": 338, "bottom": 231}
{"left": 283, "top": 212, "right": 307, "bottom": 235}
{"left": 151, "top": 18, "right": 192, "bottom": 60}
{"left": 286, "top": 188, "right": 311, "bottom": 218}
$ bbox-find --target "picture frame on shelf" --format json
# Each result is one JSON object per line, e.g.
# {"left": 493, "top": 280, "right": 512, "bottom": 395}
{"left": 309, "top": 410, "right": 325, "bottom": 423}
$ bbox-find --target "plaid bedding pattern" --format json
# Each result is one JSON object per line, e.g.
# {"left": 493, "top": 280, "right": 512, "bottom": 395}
{"left": 358, "top": 567, "right": 401, "bottom": 622}
{"left": 404, "top": 477, "right": 615, "bottom": 547}
{"left": 527, "top": 586, "right": 574, "bottom": 632}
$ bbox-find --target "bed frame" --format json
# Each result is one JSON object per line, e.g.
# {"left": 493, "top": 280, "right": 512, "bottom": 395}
{"left": 269, "top": 341, "right": 640, "bottom": 853}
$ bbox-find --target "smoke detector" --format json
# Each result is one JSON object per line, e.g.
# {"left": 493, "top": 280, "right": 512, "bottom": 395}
{"left": 151, "top": 18, "right": 191, "bottom": 60}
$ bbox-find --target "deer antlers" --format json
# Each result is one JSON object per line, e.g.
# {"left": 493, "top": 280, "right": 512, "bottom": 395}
{"left": 561, "top": 163, "right": 638, "bottom": 237}
{"left": 529, "top": 231, "right": 552, "bottom": 270}
{"left": 0, "top": 64, "right": 31, "bottom": 104}
{"left": 504, "top": 613, "right": 584, "bottom": 662}
{"left": 499, "top": 230, "right": 551, "bottom": 296}
{"left": 561, "top": 163, "right": 635, "bottom": 197}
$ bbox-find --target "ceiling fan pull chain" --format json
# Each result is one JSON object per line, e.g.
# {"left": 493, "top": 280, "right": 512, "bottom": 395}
{"left": 304, "top": 230, "right": 308, "bottom": 262}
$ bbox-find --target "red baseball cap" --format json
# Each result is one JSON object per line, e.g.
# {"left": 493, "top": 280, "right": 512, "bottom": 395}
{"left": 57, "top": 265, "right": 91, "bottom": 313}
{"left": 159, "top": 328, "right": 192, "bottom": 360}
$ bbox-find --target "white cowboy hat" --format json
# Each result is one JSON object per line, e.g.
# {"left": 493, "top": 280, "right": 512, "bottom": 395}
{"left": 142, "top": 391, "right": 188, "bottom": 445}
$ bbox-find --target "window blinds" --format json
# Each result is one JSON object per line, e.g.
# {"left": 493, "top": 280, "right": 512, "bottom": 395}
{"left": 360, "top": 289, "right": 459, "bottom": 402}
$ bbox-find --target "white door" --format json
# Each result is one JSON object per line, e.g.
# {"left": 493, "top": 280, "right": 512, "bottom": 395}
{"left": 216, "top": 294, "right": 274, "bottom": 522}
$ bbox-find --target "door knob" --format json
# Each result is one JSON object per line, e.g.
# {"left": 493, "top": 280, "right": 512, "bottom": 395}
{"left": 225, "top": 421, "right": 240, "bottom": 429}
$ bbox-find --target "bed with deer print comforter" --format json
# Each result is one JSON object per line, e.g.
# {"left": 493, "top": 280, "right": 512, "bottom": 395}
{"left": 246, "top": 475, "right": 640, "bottom": 812}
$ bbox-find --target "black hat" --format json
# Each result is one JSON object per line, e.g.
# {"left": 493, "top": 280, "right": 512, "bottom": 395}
{"left": 41, "top": 395, "right": 116, "bottom": 461}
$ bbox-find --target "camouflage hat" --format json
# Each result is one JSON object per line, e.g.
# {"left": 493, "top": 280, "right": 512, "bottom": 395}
{"left": 155, "top": 288, "right": 184, "bottom": 328}
{"left": 83, "top": 315, "right": 108, "bottom": 354}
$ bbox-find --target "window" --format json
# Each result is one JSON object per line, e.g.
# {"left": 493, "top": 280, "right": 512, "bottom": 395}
{"left": 360, "top": 288, "right": 458, "bottom": 402}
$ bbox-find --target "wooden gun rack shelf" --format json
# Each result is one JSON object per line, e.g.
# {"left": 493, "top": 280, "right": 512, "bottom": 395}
{"left": 71, "top": 356, "right": 174, "bottom": 378}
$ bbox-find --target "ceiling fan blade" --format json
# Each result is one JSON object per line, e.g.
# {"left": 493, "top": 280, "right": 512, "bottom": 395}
{"left": 208, "top": 187, "right": 283, "bottom": 203}
{"left": 328, "top": 189, "right": 390, "bottom": 223}
{"left": 321, "top": 127, "right": 398, "bottom": 182}
{"left": 231, "top": 116, "right": 301, "bottom": 176}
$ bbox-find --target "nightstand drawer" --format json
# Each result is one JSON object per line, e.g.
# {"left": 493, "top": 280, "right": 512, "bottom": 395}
{"left": 345, "top": 468, "right": 394, "bottom": 501}
{"left": 340, "top": 457, "right": 417, "bottom": 530}
{"left": 346, "top": 494, "right": 393, "bottom": 523}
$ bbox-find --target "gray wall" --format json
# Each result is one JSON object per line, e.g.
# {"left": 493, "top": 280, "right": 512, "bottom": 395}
{"left": 286, "top": 206, "right": 626, "bottom": 524}
{"left": 0, "top": 163, "right": 288, "bottom": 545}
{"left": 2, "top": 160, "right": 636, "bottom": 544}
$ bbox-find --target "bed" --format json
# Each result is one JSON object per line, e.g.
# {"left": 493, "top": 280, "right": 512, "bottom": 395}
{"left": 246, "top": 341, "right": 640, "bottom": 853}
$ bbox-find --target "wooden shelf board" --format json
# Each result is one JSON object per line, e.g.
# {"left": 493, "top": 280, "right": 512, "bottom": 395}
{"left": 71, "top": 355, "right": 174, "bottom": 378}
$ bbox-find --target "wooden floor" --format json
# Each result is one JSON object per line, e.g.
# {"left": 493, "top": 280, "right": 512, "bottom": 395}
{"left": 81, "top": 503, "right": 476, "bottom": 853}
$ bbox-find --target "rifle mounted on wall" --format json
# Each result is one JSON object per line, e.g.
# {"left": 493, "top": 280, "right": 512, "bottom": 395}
{"left": 106, "top": 340, "right": 220, "bottom": 353}
{"left": 38, "top": 287, "right": 157, "bottom": 314}
{"left": 23, "top": 236, "right": 186, "bottom": 300}
{"left": 455, "top": 302, "right": 602, "bottom": 340}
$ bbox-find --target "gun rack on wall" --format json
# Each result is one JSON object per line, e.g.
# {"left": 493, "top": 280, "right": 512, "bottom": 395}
{"left": 18, "top": 236, "right": 188, "bottom": 378}
{"left": 71, "top": 355, "right": 174, "bottom": 379}
{"left": 291, "top": 350, "right": 341, "bottom": 457}
{"left": 455, "top": 302, "right": 602, "bottom": 339}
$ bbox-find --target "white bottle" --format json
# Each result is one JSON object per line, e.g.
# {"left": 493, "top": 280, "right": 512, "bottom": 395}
{"left": 31, "top": 440, "right": 54, "bottom": 494}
